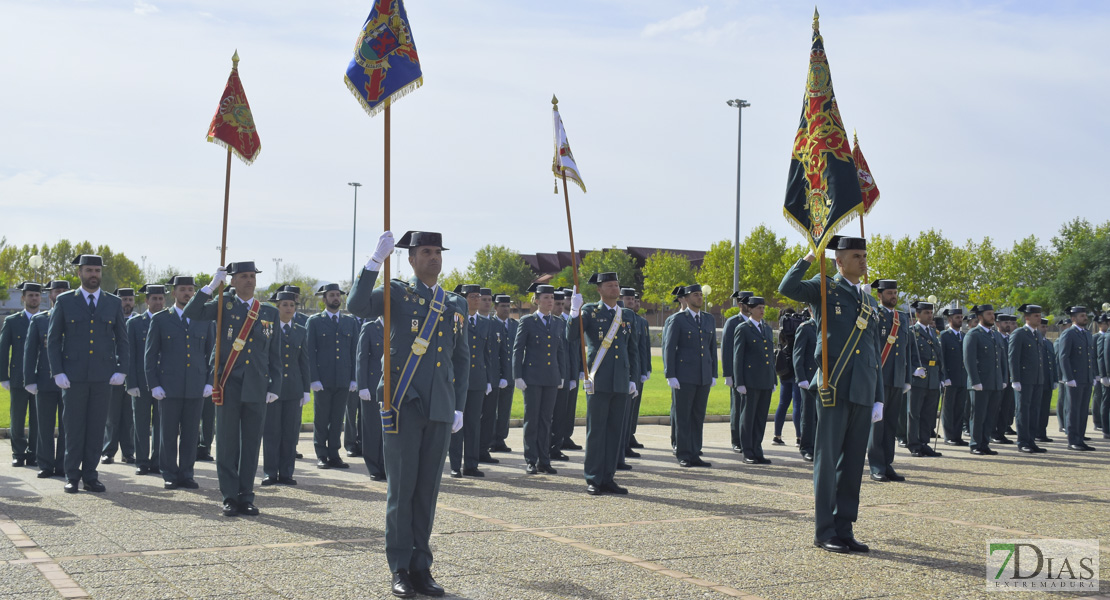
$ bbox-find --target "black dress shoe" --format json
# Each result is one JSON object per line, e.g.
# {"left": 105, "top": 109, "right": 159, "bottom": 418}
{"left": 461, "top": 467, "right": 484, "bottom": 477}
{"left": 629, "top": 437, "right": 644, "bottom": 449}
{"left": 525, "top": 463, "right": 538, "bottom": 475}
{"left": 550, "top": 451, "right": 570, "bottom": 461}
{"left": 870, "top": 473, "right": 889, "bottom": 482}
{"left": 449, "top": 469, "right": 462, "bottom": 478}
{"left": 887, "top": 472, "right": 906, "bottom": 482}
{"left": 1035, "top": 436, "right": 1053, "bottom": 443}
{"left": 732, "top": 445, "right": 743, "bottom": 453}
{"left": 121, "top": 456, "right": 135, "bottom": 464}
{"left": 368, "top": 473, "right": 386, "bottom": 482}
{"left": 944, "top": 439, "right": 969, "bottom": 446}
{"left": 222, "top": 499, "right": 239, "bottom": 517}
{"left": 756, "top": 457, "right": 772, "bottom": 464}
{"left": 179, "top": 479, "right": 199, "bottom": 489}
{"left": 136, "top": 465, "right": 151, "bottom": 475}
{"left": 690, "top": 459, "right": 712, "bottom": 467}
{"left": 64, "top": 480, "right": 79, "bottom": 493}
{"left": 1005, "top": 427, "right": 1017, "bottom": 435}
{"left": 316, "top": 460, "right": 331, "bottom": 469}
{"left": 923, "top": 447, "right": 942, "bottom": 457}
{"left": 346, "top": 447, "right": 362, "bottom": 457}
{"left": 910, "top": 449, "right": 925, "bottom": 457}
{"left": 742, "top": 456, "right": 758, "bottom": 464}
{"left": 278, "top": 476, "right": 298, "bottom": 485}
{"left": 1018, "top": 446, "right": 1035, "bottom": 454}
{"left": 54, "top": 469, "right": 65, "bottom": 477}
{"left": 1069, "top": 444, "right": 1094, "bottom": 451}
{"left": 410, "top": 569, "right": 445, "bottom": 597}
{"left": 329, "top": 460, "right": 350, "bottom": 469}
{"left": 602, "top": 481, "right": 628, "bottom": 495}
{"left": 164, "top": 480, "right": 180, "bottom": 490}
{"left": 562, "top": 439, "right": 582, "bottom": 450}
{"left": 11, "top": 457, "right": 25, "bottom": 467}
{"left": 1083, "top": 436, "right": 1092, "bottom": 441}
{"left": 294, "top": 452, "right": 303, "bottom": 459}
{"left": 984, "top": 448, "right": 999, "bottom": 455}
{"left": 970, "top": 448, "right": 987, "bottom": 455}
{"left": 391, "top": 569, "right": 416, "bottom": 598}
{"left": 802, "top": 452, "right": 814, "bottom": 462}
{"left": 149, "top": 467, "right": 162, "bottom": 475}
{"left": 83, "top": 480, "right": 106, "bottom": 493}
{"left": 586, "top": 483, "right": 603, "bottom": 495}
{"left": 100, "top": 455, "right": 114, "bottom": 465}
{"left": 538, "top": 464, "right": 557, "bottom": 475}
{"left": 624, "top": 448, "right": 641, "bottom": 458}
{"left": 615, "top": 463, "right": 632, "bottom": 471}
{"left": 992, "top": 437, "right": 1014, "bottom": 445}
{"left": 1032, "top": 446, "right": 1048, "bottom": 453}
{"left": 678, "top": 460, "right": 693, "bottom": 468}
{"left": 25, "top": 457, "right": 36, "bottom": 466}
{"left": 261, "top": 475, "right": 279, "bottom": 486}
{"left": 478, "top": 452, "right": 499, "bottom": 464}
{"left": 772, "top": 436, "right": 785, "bottom": 446}
{"left": 844, "top": 537, "right": 870, "bottom": 552}
{"left": 814, "top": 537, "right": 849, "bottom": 553}
{"left": 196, "top": 452, "right": 214, "bottom": 462}
{"left": 37, "top": 469, "right": 53, "bottom": 479}
{"left": 897, "top": 440, "right": 907, "bottom": 448}
{"left": 239, "top": 502, "right": 259, "bottom": 516}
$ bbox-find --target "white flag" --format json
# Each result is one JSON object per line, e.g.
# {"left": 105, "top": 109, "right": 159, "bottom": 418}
{"left": 552, "top": 104, "right": 586, "bottom": 193}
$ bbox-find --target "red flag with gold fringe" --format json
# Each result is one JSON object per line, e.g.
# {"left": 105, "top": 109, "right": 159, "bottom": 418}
{"left": 206, "top": 51, "right": 261, "bottom": 165}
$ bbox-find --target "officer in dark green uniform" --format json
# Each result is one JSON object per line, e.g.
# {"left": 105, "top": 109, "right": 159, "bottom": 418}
{"left": 1092, "top": 313, "right": 1107, "bottom": 433}
{"left": 721, "top": 290, "right": 753, "bottom": 452}
{"left": 356, "top": 316, "right": 386, "bottom": 481}
{"left": 792, "top": 312, "right": 817, "bottom": 461}
{"left": 348, "top": 230, "right": 469, "bottom": 598}
{"left": 306, "top": 283, "right": 358, "bottom": 469}
{"left": 907, "top": 300, "right": 944, "bottom": 458}
{"left": 277, "top": 285, "right": 307, "bottom": 460}
{"left": 1099, "top": 314, "right": 1110, "bottom": 436}
{"left": 568, "top": 273, "right": 641, "bottom": 496}
{"left": 1058, "top": 306, "right": 1096, "bottom": 451}
{"left": 938, "top": 306, "right": 968, "bottom": 445}
{"left": 1009, "top": 304, "right": 1046, "bottom": 453}
{"left": 665, "top": 283, "right": 717, "bottom": 467}
{"left": 2, "top": 282, "right": 41, "bottom": 467}
{"left": 25, "top": 281, "right": 69, "bottom": 477}
{"left": 514, "top": 283, "right": 566, "bottom": 474}
{"left": 618, "top": 287, "right": 641, "bottom": 464}
{"left": 262, "top": 290, "right": 310, "bottom": 486}
{"left": 779, "top": 236, "right": 883, "bottom": 554}
{"left": 478, "top": 290, "right": 510, "bottom": 460}
{"left": 992, "top": 314, "right": 1017, "bottom": 444}
{"left": 867, "top": 280, "right": 920, "bottom": 480}
{"left": 126, "top": 284, "right": 162, "bottom": 476}
{"left": 48, "top": 254, "right": 130, "bottom": 493}
{"left": 963, "top": 304, "right": 1004, "bottom": 455}
{"left": 628, "top": 291, "right": 651, "bottom": 452}
{"left": 101, "top": 287, "right": 136, "bottom": 465}
{"left": 278, "top": 285, "right": 310, "bottom": 327}
{"left": 449, "top": 284, "right": 497, "bottom": 478}
{"left": 184, "top": 261, "right": 281, "bottom": 516}
{"left": 733, "top": 296, "right": 776, "bottom": 465}
{"left": 1036, "top": 318, "right": 1058, "bottom": 443}
{"left": 663, "top": 285, "right": 689, "bottom": 454}
{"left": 489, "top": 294, "right": 518, "bottom": 454}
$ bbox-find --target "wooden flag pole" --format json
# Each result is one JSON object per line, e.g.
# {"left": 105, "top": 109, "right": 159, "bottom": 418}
{"left": 819, "top": 254, "right": 830, "bottom": 395}
{"left": 382, "top": 103, "right": 393, "bottom": 414}
{"left": 213, "top": 147, "right": 232, "bottom": 403}
{"left": 560, "top": 170, "right": 589, "bottom": 381}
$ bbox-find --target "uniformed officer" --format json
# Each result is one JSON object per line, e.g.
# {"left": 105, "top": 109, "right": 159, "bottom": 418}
{"left": 907, "top": 300, "right": 944, "bottom": 458}
{"left": 1054, "top": 316, "right": 1071, "bottom": 434}
{"left": 616, "top": 288, "right": 647, "bottom": 464}
{"left": 278, "top": 284, "right": 310, "bottom": 327}
{"left": 867, "top": 280, "right": 920, "bottom": 481}
{"left": 1037, "top": 318, "right": 1059, "bottom": 443}
{"left": 992, "top": 313, "right": 1018, "bottom": 444}
{"left": 779, "top": 236, "right": 883, "bottom": 554}
{"left": 184, "top": 261, "right": 281, "bottom": 516}
{"left": 347, "top": 230, "right": 468, "bottom": 598}
{"left": 628, "top": 291, "right": 652, "bottom": 452}
{"left": 25, "top": 280, "right": 70, "bottom": 477}
{"left": 2, "top": 282, "right": 41, "bottom": 467}
{"left": 126, "top": 284, "right": 163, "bottom": 476}
{"left": 1008, "top": 304, "right": 1046, "bottom": 453}
{"left": 101, "top": 287, "right": 136, "bottom": 465}
{"left": 147, "top": 276, "right": 215, "bottom": 489}
{"left": 306, "top": 283, "right": 358, "bottom": 469}
{"left": 549, "top": 289, "right": 582, "bottom": 459}
{"left": 356, "top": 316, "right": 386, "bottom": 481}
{"left": 478, "top": 289, "right": 510, "bottom": 461}
{"left": 664, "top": 284, "right": 716, "bottom": 467}
{"left": 1092, "top": 313, "right": 1107, "bottom": 433}
{"left": 488, "top": 294, "right": 518, "bottom": 454}
{"left": 962, "top": 310, "right": 981, "bottom": 437}
{"left": 1058, "top": 306, "right": 1097, "bottom": 451}
{"left": 262, "top": 290, "right": 310, "bottom": 486}
{"left": 792, "top": 311, "right": 818, "bottom": 461}
{"left": 721, "top": 290, "right": 754, "bottom": 452}
{"left": 448, "top": 284, "right": 497, "bottom": 478}
{"left": 733, "top": 296, "right": 776, "bottom": 465}
{"left": 1099, "top": 315, "right": 1110, "bottom": 436}
{"left": 568, "top": 273, "right": 641, "bottom": 496}
{"left": 663, "top": 285, "right": 689, "bottom": 454}
{"left": 514, "top": 283, "right": 567, "bottom": 474}
{"left": 48, "top": 254, "right": 129, "bottom": 493}
{"left": 938, "top": 306, "right": 969, "bottom": 445}
{"left": 963, "top": 304, "right": 1004, "bottom": 456}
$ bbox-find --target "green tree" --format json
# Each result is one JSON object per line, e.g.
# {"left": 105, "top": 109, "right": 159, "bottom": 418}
{"left": 466, "top": 245, "right": 536, "bottom": 302}
{"left": 1051, "top": 234, "right": 1110, "bottom": 312}
{"left": 640, "top": 250, "right": 696, "bottom": 309}
{"left": 697, "top": 240, "right": 733, "bottom": 309}
{"left": 438, "top": 268, "right": 467, "bottom": 297}
{"left": 549, "top": 266, "right": 575, "bottom": 290}
{"left": 577, "top": 248, "right": 637, "bottom": 302}
{"left": 736, "top": 225, "right": 789, "bottom": 305}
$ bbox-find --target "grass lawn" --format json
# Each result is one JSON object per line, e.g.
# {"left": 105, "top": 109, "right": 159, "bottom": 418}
{"left": 1, "top": 357, "right": 1066, "bottom": 427}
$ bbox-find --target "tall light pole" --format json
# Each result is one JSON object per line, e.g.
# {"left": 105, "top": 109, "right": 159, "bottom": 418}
{"left": 272, "top": 257, "right": 283, "bottom": 286}
{"left": 348, "top": 182, "right": 362, "bottom": 287}
{"left": 726, "top": 99, "right": 750, "bottom": 296}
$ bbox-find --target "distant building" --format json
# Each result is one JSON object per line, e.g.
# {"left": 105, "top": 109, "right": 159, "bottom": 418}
{"left": 519, "top": 246, "right": 706, "bottom": 279}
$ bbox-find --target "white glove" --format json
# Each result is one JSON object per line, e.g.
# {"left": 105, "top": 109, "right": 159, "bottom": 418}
{"left": 349, "top": 381, "right": 358, "bottom": 392}
{"left": 109, "top": 372, "right": 126, "bottom": 386}
{"left": 301, "top": 393, "right": 311, "bottom": 407}
{"left": 55, "top": 374, "right": 71, "bottom": 389}
{"left": 640, "top": 374, "right": 648, "bottom": 383}
{"left": 569, "top": 286, "right": 584, "bottom": 318}
{"left": 583, "top": 379, "right": 594, "bottom": 395}
{"left": 210, "top": 266, "right": 227, "bottom": 289}
{"left": 452, "top": 410, "right": 464, "bottom": 433}
{"left": 579, "top": 372, "right": 585, "bottom": 381}
{"left": 903, "top": 383, "right": 911, "bottom": 393}
{"left": 25, "top": 383, "right": 38, "bottom": 395}
{"left": 310, "top": 381, "right": 324, "bottom": 392}
{"left": 972, "top": 383, "right": 983, "bottom": 391}
{"left": 266, "top": 392, "right": 279, "bottom": 403}
{"left": 499, "top": 378, "right": 508, "bottom": 389}
{"left": 1103, "top": 377, "right": 1110, "bottom": 387}
{"left": 485, "top": 383, "right": 492, "bottom": 395}
{"left": 127, "top": 387, "right": 140, "bottom": 397}
{"left": 667, "top": 378, "right": 680, "bottom": 389}
{"left": 942, "top": 379, "right": 951, "bottom": 387}
{"left": 913, "top": 367, "right": 926, "bottom": 378}
{"left": 1003, "top": 382, "right": 1009, "bottom": 389}
{"left": 359, "top": 388, "right": 371, "bottom": 401}
{"left": 1012, "top": 382, "right": 1022, "bottom": 392}
{"left": 515, "top": 378, "right": 527, "bottom": 390}
{"left": 1066, "top": 380, "right": 1077, "bottom": 388}
{"left": 628, "top": 381, "right": 638, "bottom": 396}
{"left": 871, "top": 402, "right": 884, "bottom": 423}
{"left": 861, "top": 283, "right": 871, "bottom": 295}
{"left": 711, "top": 378, "right": 717, "bottom": 388}
{"left": 151, "top": 386, "right": 166, "bottom": 400}
{"left": 736, "top": 385, "right": 747, "bottom": 395}
{"left": 569, "top": 380, "right": 577, "bottom": 390}
{"left": 366, "top": 231, "right": 396, "bottom": 270}
{"left": 558, "top": 380, "right": 564, "bottom": 389}
{"left": 203, "top": 384, "right": 213, "bottom": 398}
{"left": 0, "top": 381, "right": 8, "bottom": 391}
{"left": 797, "top": 380, "right": 809, "bottom": 390}
{"left": 726, "top": 376, "right": 735, "bottom": 387}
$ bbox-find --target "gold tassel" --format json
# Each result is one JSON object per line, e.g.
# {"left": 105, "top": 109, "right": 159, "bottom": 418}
{"left": 554, "top": 180, "right": 558, "bottom": 194}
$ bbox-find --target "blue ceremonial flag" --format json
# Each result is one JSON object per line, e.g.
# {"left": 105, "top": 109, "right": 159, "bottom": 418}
{"left": 344, "top": 0, "right": 423, "bottom": 117}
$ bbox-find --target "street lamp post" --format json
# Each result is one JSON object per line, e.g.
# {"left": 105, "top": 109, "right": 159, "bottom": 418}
{"left": 29, "top": 255, "right": 43, "bottom": 286}
{"left": 272, "top": 258, "right": 283, "bottom": 286}
{"left": 348, "top": 182, "right": 362, "bottom": 288}
{"left": 726, "top": 99, "right": 750, "bottom": 296}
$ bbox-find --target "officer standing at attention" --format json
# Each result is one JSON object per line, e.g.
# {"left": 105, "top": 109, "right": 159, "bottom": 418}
{"left": 1092, "top": 313, "right": 1108, "bottom": 433}
{"left": 721, "top": 290, "right": 753, "bottom": 453}
{"left": 2, "top": 282, "right": 41, "bottom": 467}
{"left": 449, "top": 284, "right": 497, "bottom": 478}
{"left": 992, "top": 314, "right": 1018, "bottom": 444}
{"left": 663, "top": 285, "right": 689, "bottom": 454}
{"left": 664, "top": 283, "right": 717, "bottom": 468}
{"left": 513, "top": 283, "right": 566, "bottom": 474}
{"left": 938, "top": 306, "right": 969, "bottom": 446}
{"left": 146, "top": 276, "right": 214, "bottom": 489}
{"left": 489, "top": 295, "right": 518, "bottom": 454}
{"left": 778, "top": 236, "right": 883, "bottom": 554}
{"left": 963, "top": 305, "right": 1004, "bottom": 456}
{"left": 567, "top": 273, "right": 641, "bottom": 496}
{"left": 792, "top": 311, "right": 818, "bottom": 462}
{"left": 733, "top": 296, "right": 776, "bottom": 465}
{"left": 1009, "top": 304, "right": 1046, "bottom": 454}
{"left": 1058, "top": 306, "right": 1097, "bottom": 451}
{"left": 867, "top": 280, "right": 920, "bottom": 481}
{"left": 478, "top": 290, "right": 510, "bottom": 461}
{"left": 278, "top": 285, "right": 310, "bottom": 327}
{"left": 1099, "top": 315, "right": 1110, "bottom": 436}
{"left": 261, "top": 290, "right": 310, "bottom": 486}
{"left": 907, "top": 300, "right": 944, "bottom": 458}
{"left": 127, "top": 284, "right": 163, "bottom": 476}
{"left": 184, "top": 261, "right": 281, "bottom": 516}
{"left": 549, "top": 289, "right": 581, "bottom": 459}
{"left": 306, "top": 283, "right": 358, "bottom": 470}
{"left": 348, "top": 230, "right": 469, "bottom": 598}
{"left": 628, "top": 291, "right": 652, "bottom": 452}
{"left": 48, "top": 254, "right": 130, "bottom": 493}
{"left": 356, "top": 316, "right": 387, "bottom": 481}
{"left": 101, "top": 287, "right": 136, "bottom": 465}
{"left": 24, "top": 281, "right": 70, "bottom": 478}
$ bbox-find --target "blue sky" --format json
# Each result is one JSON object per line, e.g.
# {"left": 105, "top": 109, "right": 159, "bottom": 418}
{"left": 1, "top": 0, "right": 1106, "bottom": 285}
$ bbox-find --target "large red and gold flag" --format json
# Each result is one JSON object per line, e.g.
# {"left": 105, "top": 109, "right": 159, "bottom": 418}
{"left": 852, "top": 131, "right": 880, "bottom": 215}
{"left": 206, "top": 51, "right": 261, "bottom": 165}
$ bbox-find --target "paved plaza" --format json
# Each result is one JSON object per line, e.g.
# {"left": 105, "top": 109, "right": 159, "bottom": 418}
{"left": 1, "top": 420, "right": 1108, "bottom": 600}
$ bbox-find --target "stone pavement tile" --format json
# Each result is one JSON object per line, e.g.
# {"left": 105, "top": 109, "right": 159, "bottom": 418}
{"left": 0, "top": 563, "right": 62, "bottom": 596}
{"left": 82, "top": 582, "right": 188, "bottom": 600}
{"left": 0, "top": 535, "right": 22, "bottom": 561}
{"left": 168, "top": 575, "right": 275, "bottom": 598}
{"left": 443, "top": 562, "right": 726, "bottom": 600}
{"left": 66, "top": 564, "right": 166, "bottom": 589}
{"left": 56, "top": 557, "right": 149, "bottom": 574}
{"left": 432, "top": 532, "right": 614, "bottom": 573}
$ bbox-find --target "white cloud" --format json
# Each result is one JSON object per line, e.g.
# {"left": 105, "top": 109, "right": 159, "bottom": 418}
{"left": 134, "top": 1, "right": 159, "bottom": 16}
{"left": 642, "top": 6, "right": 708, "bottom": 37}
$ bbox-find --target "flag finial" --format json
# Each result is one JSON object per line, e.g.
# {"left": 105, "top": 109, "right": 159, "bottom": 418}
{"left": 853, "top": 128, "right": 857, "bottom": 142}
{"left": 552, "top": 94, "right": 559, "bottom": 109}
{"left": 813, "top": 7, "right": 820, "bottom": 31}
{"left": 232, "top": 50, "right": 239, "bottom": 69}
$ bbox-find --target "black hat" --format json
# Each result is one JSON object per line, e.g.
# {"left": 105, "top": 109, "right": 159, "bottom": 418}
{"left": 279, "top": 284, "right": 302, "bottom": 295}
{"left": 1060, "top": 317, "right": 1072, "bottom": 326}
{"left": 672, "top": 285, "right": 688, "bottom": 299}
{"left": 1066, "top": 306, "right": 1087, "bottom": 315}
{"left": 226, "top": 261, "right": 261, "bottom": 275}
{"left": 620, "top": 287, "right": 637, "bottom": 297}
{"left": 270, "top": 291, "right": 297, "bottom": 303}
{"left": 48, "top": 280, "right": 70, "bottom": 291}
{"left": 1017, "top": 304, "right": 1042, "bottom": 314}
{"left": 315, "top": 283, "right": 347, "bottom": 296}
{"left": 167, "top": 275, "right": 195, "bottom": 288}
{"left": 828, "top": 235, "right": 866, "bottom": 251}
{"left": 552, "top": 290, "right": 567, "bottom": 301}
{"left": 910, "top": 300, "right": 933, "bottom": 312}
{"left": 18, "top": 282, "right": 42, "bottom": 294}
{"left": 139, "top": 284, "right": 166, "bottom": 296}
{"left": 587, "top": 272, "right": 618, "bottom": 285}
{"left": 453, "top": 284, "right": 480, "bottom": 296}
{"left": 479, "top": 288, "right": 492, "bottom": 297}
{"left": 396, "top": 231, "right": 448, "bottom": 250}
{"left": 970, "top": 304, "right": 994, "bottom": 314}
{"left": 997, "top": 313, "right": 1018, "bottom": 322}
{"left": 685, "top": 284, "right": 703, "bottom": 294}
{"left": 71, "top": 254, "right": 103, "bottom": 267}
{"left": 940, "top": 305, "right": 964, "bottom": 317}
{"left": 494, "top": 294, "right": 511, "bottom": 304}
{"left": 729, "top": 290, "right": 754, "bottom": 300}
{"left": 1041, "top": 318, "right": 1050, "bottom": 325}
{"left": 527, "top": 283, "right": 555, "bottom": 295}
{"left": 745, "top": 296, "right": 766, "bottom": 307}
{"left": 1099, "top": 313, "right": 1110, "bottom": 323}
{"left": 871, "top": 279, "right": 897, "bottom": 291}
{"left": 113, "top": 288, "right": 135, "bottom": 297}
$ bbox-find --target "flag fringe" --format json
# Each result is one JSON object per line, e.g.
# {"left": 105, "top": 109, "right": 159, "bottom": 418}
{"left": 344, "top": 75, "right": 424, "bottom": 118}
{"left": 206, "top": 135, "right": 260, "bottom": 166}
{"left": 782, "top": 206, "right": 861, "bottom": 256}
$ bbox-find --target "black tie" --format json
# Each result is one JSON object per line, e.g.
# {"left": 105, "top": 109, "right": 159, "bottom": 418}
{"left": 333, "top": 314, "right": 339, "bottom": 327}
{"left": 470, "top": 316, "right": 476, "bottom": 328}
{"left": 694, "top": 313, "right": 700, "bottom": 327}
{"left": 283, "top": 324, "right": 289, "bottom": 335}
{"left": 87, "top": 294, "right": 95, "bottom": 312}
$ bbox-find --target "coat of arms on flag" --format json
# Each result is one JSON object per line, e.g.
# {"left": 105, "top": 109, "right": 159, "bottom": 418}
{"left": 552, "top": 96, "right": 586, "bottom": 193}
{"left": 852, "top": 131, "right": 880, "bottom": 216}
{"left": 344, "top": 0, "right": 423, "bottom": 117}
{"left": 206, "top": 51, "right": 261, "bottom": 165}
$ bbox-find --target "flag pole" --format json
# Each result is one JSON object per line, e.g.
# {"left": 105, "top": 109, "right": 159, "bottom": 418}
{"left": 212, "top": 143, "right": 232, "bottom": 405}
{"left": 560, "top": 169, "right": 589, "bottom": 377}
{"left": 382, "top": 102, "right": 393, "bottom": 415}
{"left": 819, "top": 254, "right": 830, "bottom": 397}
